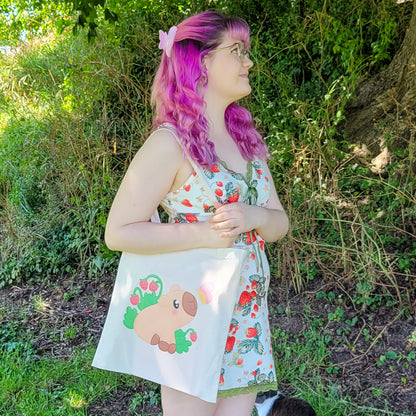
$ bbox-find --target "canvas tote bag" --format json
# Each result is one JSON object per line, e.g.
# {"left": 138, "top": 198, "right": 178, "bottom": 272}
{"left": 92, "top": 127, "right": 247, "bottom": 403}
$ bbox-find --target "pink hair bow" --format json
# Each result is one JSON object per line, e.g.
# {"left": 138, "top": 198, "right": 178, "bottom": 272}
{"left": 158, "top": 26, "right": 177, "bottom": 58}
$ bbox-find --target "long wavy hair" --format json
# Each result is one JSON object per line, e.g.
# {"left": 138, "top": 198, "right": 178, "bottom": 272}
{"left": 151, "top": 11, "right": 269, "bottom": 168}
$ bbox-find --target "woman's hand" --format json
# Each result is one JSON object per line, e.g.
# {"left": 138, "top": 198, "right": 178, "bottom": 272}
{"left": 209, "top": 200, "right": 289, "bottom": 243}
{"left": 198, "top": 219, "right": 237, "bottom": 248}
{"left": 209, "top": 202, "right": 256, "bottom": 239}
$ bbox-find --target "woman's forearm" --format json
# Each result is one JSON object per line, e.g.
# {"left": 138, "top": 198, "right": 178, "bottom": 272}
{"left": 253, "top": 206, "right": 290, "bottom": 242}
{"left": 105, "top": 219, "right": 237, "bottom": 255}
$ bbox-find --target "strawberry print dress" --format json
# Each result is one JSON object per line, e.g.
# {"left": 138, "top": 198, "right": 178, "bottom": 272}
{"left": 160, "top": 157, "right": 277, "bottom": 399}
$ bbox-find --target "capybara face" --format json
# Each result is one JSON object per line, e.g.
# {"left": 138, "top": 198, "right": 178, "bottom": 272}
{"left": 181, "top": 291, "right": 197, "bottom": 317}
{"left": 157, "top": 287, "right": 198, "bottom": 327}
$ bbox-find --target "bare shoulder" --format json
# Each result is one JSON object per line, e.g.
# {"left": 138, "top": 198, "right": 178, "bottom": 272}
{"left": 130, "top": 127, "right": 185, "bottom": 174}
{"left": 138, "top": 128, "right": 183, "bottom": 162}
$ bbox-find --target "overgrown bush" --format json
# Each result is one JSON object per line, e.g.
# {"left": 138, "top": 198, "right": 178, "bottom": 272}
{"left": 0, "top": 0, "right": 414, "bottom": 313}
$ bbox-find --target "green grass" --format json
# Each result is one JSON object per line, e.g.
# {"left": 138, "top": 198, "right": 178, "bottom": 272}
{"left": 1, "top": 344, "right": 120, "bottom": 416}
{"left": 1, "top": 327, "right": 411, "bottom": 416}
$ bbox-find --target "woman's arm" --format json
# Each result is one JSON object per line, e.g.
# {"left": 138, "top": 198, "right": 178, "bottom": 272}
{"left": 105, "top": 130, "right": 236, "bottom": 254}
{"left": 209, "top": 162, "right": 289, "bottom": 242}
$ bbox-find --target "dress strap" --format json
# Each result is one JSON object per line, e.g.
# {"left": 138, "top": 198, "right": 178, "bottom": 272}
{"left": 154, "top": 123, "right": 218, "bottom": 205}
{"left": 148, "top": 123, "right": 218, "bottom": 223}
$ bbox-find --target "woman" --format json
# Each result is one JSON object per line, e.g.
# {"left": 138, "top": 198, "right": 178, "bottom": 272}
{"left": 105, "top": 10, "right": 289, "bottom": 416}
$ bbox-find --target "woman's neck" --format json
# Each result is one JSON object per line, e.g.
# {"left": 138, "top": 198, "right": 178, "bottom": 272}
{"left": 204, "top": 96, "right": 230, "bottom": 141}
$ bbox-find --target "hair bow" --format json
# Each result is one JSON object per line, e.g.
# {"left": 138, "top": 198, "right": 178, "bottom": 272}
{"left": 158, "top": 26, "right": 177, "bottom": 58}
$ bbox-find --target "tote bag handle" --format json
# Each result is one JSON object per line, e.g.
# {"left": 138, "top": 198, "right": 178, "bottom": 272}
{"left": 150, "top": 123, "right": 218, "bottom": 223}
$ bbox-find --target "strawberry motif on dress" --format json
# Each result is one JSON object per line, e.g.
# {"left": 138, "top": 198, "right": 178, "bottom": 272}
{"left": 172, "top": 213, "right": 199, "bottom": 223}
{"left": 253, "top": 161, "right": 263, "bottom": 179}
{"left": 219, "top": 368, "right": 225, "bottom": 385}
{"left": 203, "top": 164, "right": 220, "bottom": 179}
{"left": 238, "top": 322, "right": 264, "bottom": 355}
{"left": 203, "top": 203, "right": 215, "bottom": 214}
{"left": 215, "top": 188, "right": 224, "bottom": 197}
{"left": 225, "top": 182, "right": 240, "bottom": 204}
{"left": 236, "top": 274, "right": 266, "bottom": 317}
{"left": 181, "top": 199, "right": 193, "bottom": 207}
{"left": 248, "top": 368, "right": 276, "bottom": 386}
{"left": 159, "top": 157, "right": 276, "bottom": 393}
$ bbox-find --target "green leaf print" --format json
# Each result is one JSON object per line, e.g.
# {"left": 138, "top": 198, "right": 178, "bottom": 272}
{"left": 174, "top": 329, "right": 192, "bottom": 354}
{"left": 254, "top": 322, "right": 262, "bottom": 337}
{"left": 123, "top": 307, "right": 138, "bottom": 329}
{"left": 254, "top": 340, "right": 264, "bottom": 355}
{"left": 249, "top": 275, "right": 266, "bottom": 298}
{"left": 238, "top": 339, "right": 255, "bottom": 354}
{"left": 258, "top": 373, "right": 267, "bottom": 382}
{"left": 137, "top": 292, "right": 159, "bottom": 311}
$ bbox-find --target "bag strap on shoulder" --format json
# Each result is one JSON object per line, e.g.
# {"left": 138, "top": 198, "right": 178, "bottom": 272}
{"left": 149, "top": 123, "right": 218, "bottom": 223}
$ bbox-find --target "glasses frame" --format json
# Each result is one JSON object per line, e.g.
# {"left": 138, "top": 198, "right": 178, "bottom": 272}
{"left": 208, "top": 42, "right": 250, "bottom": 63}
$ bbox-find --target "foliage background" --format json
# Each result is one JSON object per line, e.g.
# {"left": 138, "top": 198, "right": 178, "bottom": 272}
{"left": 0, "top": 0, "right": 415, "bottom": 414}
{"left": 1, "top": 0, "right": 414, "bottom": 294}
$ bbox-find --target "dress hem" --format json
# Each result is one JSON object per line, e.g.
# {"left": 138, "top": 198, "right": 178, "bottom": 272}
{"left": 217, "top": 382, "right": 277, "bottom": 399}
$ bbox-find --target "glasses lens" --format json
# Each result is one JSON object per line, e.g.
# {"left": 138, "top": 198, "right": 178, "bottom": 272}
{"left": 238, "top": 44, "right": 249, "bottom": 61}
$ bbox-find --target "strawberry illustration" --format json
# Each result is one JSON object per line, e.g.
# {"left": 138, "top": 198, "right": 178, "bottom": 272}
{"left": 225, "top": 336, "right": 235, "bottom": 352}
{"left": 185, "top": 213, "right": 198, "bottom": 223}
{"left": 181, "top": 199, "right": 192, "bottom": 207}
{"left": 149, "top": 282, "right": 158, "bottom": 292}
{"left": 139, "top": 280, "right": 148, "bottom": 290}
{"left": 190, "top": 333, "right": 197, "bottom": 342}
{"left": 130, "top": 295, "right": 140, "bottom": 305}
{"left": 219, "top": 374, "right": 224, "bottom": 384}
{"left": 259, "top": 240, "right": 265, "bottom": 251}
{"left": 246, "top": 232, "right": 252, "bottom": 245}
{"left": 253, "top": 304, "right": 259, "bottom": 312}
{"left": 237, "top": 358, "right": 243, "bottom": 365}
{"left": 238, "top": 291, "right": 252, "bottom": 306}
{"left": 184, "top": 184, "right": 191, "bottom": 192}
{"left": 215, "top": 189, "right": 223, "bottom": 197}
{"left": 216, "top": 181, "right": 223, "bottom": 187}
{"left": 246, "top": 327, "right": 258, "bottom": 338}
{"left": 211, "top": 164, "right": 220, "bottom": 173}
{"left": 228, "top": 194, "right": 239, "bottom": 203}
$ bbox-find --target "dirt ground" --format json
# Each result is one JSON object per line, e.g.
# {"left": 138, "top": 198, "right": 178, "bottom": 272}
{"left": 1, "top": 273, "right": 415, "bottom": 415}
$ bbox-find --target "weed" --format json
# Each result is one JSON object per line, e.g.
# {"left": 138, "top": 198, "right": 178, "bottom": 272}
{"left": 129, "top": 385, "right": 161, "bottom": 414}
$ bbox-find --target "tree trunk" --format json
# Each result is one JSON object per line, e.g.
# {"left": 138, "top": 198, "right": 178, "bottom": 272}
{"left": 342, "top": 0, "right": 416, "bottom": 172}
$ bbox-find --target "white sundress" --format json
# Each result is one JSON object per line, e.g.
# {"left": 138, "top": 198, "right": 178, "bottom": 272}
{"left": 160, "top": 156, "right": 277, "bottom": 398}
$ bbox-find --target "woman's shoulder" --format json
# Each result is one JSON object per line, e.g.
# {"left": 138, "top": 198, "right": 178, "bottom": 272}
{"left": 142, "top": 124, "right": 182, "bottom": 156}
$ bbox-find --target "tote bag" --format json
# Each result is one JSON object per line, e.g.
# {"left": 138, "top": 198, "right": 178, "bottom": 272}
{"left": 92, "top": 126, "right": 247, "bottom": 402}
{"left": 92, "top": 247, "right": 246, "bottom": 402}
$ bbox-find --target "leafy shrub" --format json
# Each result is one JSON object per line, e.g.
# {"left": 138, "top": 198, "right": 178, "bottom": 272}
{"left": 0, "top": 0, "right": 414, "bottom": 307}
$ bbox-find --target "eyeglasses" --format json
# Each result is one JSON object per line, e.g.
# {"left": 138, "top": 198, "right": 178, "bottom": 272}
{"left": 209, "top": 42, "right": 250, "bottom": 63}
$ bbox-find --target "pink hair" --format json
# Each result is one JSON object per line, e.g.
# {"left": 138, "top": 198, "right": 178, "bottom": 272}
{"left": 151, "top": 11, "right": 269, "bottom": 168}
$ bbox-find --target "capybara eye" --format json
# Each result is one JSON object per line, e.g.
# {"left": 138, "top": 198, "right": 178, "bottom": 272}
{"left": 173, "top": 300, "right": 180, "bottom": 309}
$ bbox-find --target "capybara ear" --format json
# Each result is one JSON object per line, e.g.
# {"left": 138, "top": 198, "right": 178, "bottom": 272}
{"left": 169, "top": 284, "right": 181, "bottom": 293}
